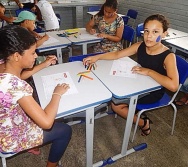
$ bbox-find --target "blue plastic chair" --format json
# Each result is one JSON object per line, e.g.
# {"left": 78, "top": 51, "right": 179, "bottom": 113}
{"left": 136, "top": 23, "right": 144, "bottom": 42}
{"left": 131, "top": 55, "right": 188, "bottom": 142}
{"left": 122, "top": 15, "right": 130, "bottom": 25}
{"left": 126, "top": 9, "right": 138, "bottom": 27}
{"left": 88, "top": 6, "right": 101, "bottom": 12}
{"left": 15, "top": 8, "right": 32, "bottom": 17}
{"left": 122, "top": 25, "right": 135, "bottom": 48}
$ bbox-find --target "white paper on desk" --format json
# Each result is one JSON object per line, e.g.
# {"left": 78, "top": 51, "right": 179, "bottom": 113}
{"left": 79, "top": 33, "right": 99, "bottom": 39}
{"left": 110, "top": 59, "right": 137, "bottom": 78}
{"left": 41, "top": 72, "right": 78, "bottom": 99}
{"left": 42, "top": 35, "right": 59, "bottom": 45}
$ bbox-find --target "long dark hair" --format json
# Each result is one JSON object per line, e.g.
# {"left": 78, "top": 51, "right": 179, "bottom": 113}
{"left": 98, "top": 0, "right": 118, "bottom": 16}
{"left": 0, "top": 25, "right": 36, "bottom": 62}
{"left": 144, "top": 14, "right": 169, "bottom": 32}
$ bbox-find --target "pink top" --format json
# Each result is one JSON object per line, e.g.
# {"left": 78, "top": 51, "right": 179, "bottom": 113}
{"left": 0, "top": 73, "right": 43, "bottom": 152}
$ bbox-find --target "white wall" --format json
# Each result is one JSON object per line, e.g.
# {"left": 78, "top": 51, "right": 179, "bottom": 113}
{"left": 118, "top": 0, "right": 188, "bottom": 33}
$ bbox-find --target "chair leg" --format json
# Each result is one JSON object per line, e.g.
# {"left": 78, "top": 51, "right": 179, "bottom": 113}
{"left": 131, "top": 110, "right": 144, "bottom": 142}
{"left": 171, "top": 103, "right": 177, "bottom": 135}
{"left": 2, "top": 157, "right": 7, "bottom": 167}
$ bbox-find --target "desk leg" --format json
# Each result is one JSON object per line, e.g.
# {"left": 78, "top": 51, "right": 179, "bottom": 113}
{"left": 57, "top": 48, "right": 63, "bottom": 64}
{"left": 86, "top": 107, "right": 95, "bottom": 167}
{"left": 82, "top": 44, "right": 87, "bottom": 55}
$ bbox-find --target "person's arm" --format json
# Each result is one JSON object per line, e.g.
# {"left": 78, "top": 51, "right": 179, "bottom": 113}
{"left": 97, "top": 25, "right": 124, "bottom": 42}
{"left": 13, "top": 0, "right": 24, "bottom": 8}
{"left": 18, "top": 83, "right": 70, "bottom": 129}
{"left": 20, "top": 55, "right": 57, "bottom": 80}
{"left": 0, "top": 14, "right": 15, "bottom": 23}
{"left": 36, "top": 34, "right": 49, "bottom": 47}
{"left": 132, "top": 53, "right": 179, "bottom": 92}
{"left": 83, "top": 42, "right": 141, "bottom": 65}
{"left": 35, "top": 5, "right": 42, "bottom": 21}
{"left": 86, "top": 17, "right": 96, "bottom": 35}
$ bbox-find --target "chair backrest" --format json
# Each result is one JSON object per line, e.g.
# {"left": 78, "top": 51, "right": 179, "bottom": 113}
{"left": 122, "top": 16, "right": 129, "bottom": 25}
{"left": 122, "top": 25, "right": 135, "bottom": 47}
{"left": 15, "top": 8, "right": 32, "bottom": 17}
{"left": 126, "top": 9, "right": 138, "bottom": 19}
{"left": 88, "top": 6, "right": 101, "bottom": 12}
{"left": 136, "top": 23, "right": 144, "bottom": 42}
{"left": 170, "top": 55, "right": 188, "bottom": 102}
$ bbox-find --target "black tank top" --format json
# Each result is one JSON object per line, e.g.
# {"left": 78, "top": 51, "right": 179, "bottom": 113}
{"left": 137, "top": 42, "right": 173, "bottom": 104}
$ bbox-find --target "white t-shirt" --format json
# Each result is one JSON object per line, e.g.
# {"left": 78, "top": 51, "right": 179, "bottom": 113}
{"left": 36, "top": 0, "right": 59, "bottom": 30}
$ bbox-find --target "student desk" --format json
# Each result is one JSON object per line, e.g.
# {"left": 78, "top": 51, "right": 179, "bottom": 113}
{"left": 66, "top": 28, "right": 102, "bottom": 55}
{"left": 91, "top": 57, "right": 161, "bottom": 166}
{"left": 165, "top": 36, "right": 188, "bottom": 54}
{"left": 32, "top": 61, "right": 112, "bottom": 167}
{"left": 36, "top": 31, "right": 71, "bottom": 64}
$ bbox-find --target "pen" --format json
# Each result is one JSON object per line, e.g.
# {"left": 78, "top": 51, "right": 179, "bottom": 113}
{"left": 81, "top": 74, "right": 93, "bottom": 80}
{"left": 173, "top": 33, "right": 176, "bottom": 35}
{"left": 74, "top": 35, "right": 77, "bottom": 38}
{"left": 78, "top": 75, "right": 82, "bottom": 82}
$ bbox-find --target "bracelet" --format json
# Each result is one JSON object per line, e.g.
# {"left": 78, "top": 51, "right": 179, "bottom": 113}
{"left": 52, "top": 93, "right": 62, "bottom": 98}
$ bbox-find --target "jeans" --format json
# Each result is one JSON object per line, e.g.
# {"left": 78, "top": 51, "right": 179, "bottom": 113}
{"left": 43, "top": 122, "right": 72, "bottom": 163}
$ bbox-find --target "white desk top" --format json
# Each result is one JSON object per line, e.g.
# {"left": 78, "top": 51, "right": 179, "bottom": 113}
{"left": 165, "top": 36, "right": 188, "bottom": 52}
{"left": 33, "top": 61, "right": 112, "bottom": 119}
{"left": 37, "top": 31, "right": 71, "bottom": 52}
{"left": 65, "top": 28, "right": 102, "bottom": 44}
{"left": 92, "top": 57, "right": 161, "bottom": 98}
{"left": 87, "top": 11, "right": 124, "bottom": 17}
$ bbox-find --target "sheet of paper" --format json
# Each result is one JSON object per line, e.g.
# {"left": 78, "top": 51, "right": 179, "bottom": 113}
{"left": 42, "top": 72, "right": 78, "bottom": 99}
{"left": 110, "top": 59, "right": 137, "bottom": 78}
{"left": 42, "top": 35, "right": 59, "bottom": 45}
{"left": 79, "top": 33, "right": 99, "bottom": 39}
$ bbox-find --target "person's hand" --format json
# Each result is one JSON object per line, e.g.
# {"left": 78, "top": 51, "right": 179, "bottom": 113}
{"left": 131, "top": 65, "right": 151, "bottom": 76}
{"left": 31, "top": 6, "right": 36, "bottom": 12}
{"left": 8, "top": 17, "right": 16, "bottom": 23}
{"left": 53, "top": 83, "right": 70, "bottom": 96}
{"left": 89, "top": 29, "right": 96, "bottom": 35}
{"left": 42, "top": 34, "right": 49, "bottom": 41}
{"left": 35, "top": 33, "right": 43, "bottom": 39}
{"left": 18, "top": 3, "right": 24, "bottom": 8}
{"left": 43, "top": 55, "right": 57, "bottom": 67}
{"left": 83, "top": 56, "right": 98, "bottom": 67}
{"left": 97, "top": 33, "right": 108, "bottom": 38}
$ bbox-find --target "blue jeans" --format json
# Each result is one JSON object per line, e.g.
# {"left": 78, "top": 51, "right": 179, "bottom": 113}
{"left": 43, "top": 122, "right": 72, "bottom": 163}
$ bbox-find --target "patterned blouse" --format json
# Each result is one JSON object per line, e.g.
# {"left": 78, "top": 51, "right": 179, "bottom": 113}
{"left": 0, "top": 73, "right": 43, "bottom": 153}
{"left": 93, "top": 14, "right": 124, "bottom": 53}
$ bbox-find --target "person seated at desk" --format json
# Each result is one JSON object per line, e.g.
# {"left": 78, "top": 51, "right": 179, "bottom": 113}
{"left": 34, "top": 0, "right": 59, "bottom": 31}
{"left": 86, "top": 0, "right": 124, "bottom": 53}
{"left": 83, "top": 14, "right": 179, "bottom": 136}
{"left": 0, "top": 25, "right": 72, "bottom": 167}
{"left": 13, "top": 10, "right": 49, "bottom": 47}
{"left": 0, "top": 3, "right": 16, "bottom": 27}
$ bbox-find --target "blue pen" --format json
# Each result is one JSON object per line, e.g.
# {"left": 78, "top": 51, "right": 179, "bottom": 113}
{"left": 78, "top": 75, "right": 82, "bottom": 82}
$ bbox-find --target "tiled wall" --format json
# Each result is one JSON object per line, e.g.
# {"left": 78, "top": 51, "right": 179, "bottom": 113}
{"left": 117, "top": 0, "right": 188, "bottom": 33}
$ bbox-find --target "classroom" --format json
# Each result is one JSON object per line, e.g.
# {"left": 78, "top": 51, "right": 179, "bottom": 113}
{"left": 0, "top": 0, "right": 188, "bottom": 167}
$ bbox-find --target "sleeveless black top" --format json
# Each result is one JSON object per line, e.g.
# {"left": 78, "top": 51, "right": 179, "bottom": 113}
{"left": 137, "top": 42, "right": 173, "bottom": 104}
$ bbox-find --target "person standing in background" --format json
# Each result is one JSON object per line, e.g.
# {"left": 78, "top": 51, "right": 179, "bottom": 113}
{"left": 14, "top": 0, "right": 37, "bottom": 11}
{"left": 35, "top": 0, "right": 59, "bottom": 31}
{"left": 0, "top": 3, "right": 16, "bottom": 26}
